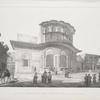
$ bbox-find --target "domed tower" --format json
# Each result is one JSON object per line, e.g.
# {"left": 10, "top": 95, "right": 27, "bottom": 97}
{"left": 40, "top": 20, "right": 75, "bottom": 44}
{"left": 39, "top": 20, "right": 81, "bottom": 72}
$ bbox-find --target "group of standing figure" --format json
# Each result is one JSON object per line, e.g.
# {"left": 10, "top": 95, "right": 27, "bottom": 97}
{"left": 84, "top": 73, "right": 100, "bottom": 87}
{"left": 33, "top": 71, "right": 52, "bottom": 84}
{"left": 41, "top": 71, "right": 52, "bottom": 84}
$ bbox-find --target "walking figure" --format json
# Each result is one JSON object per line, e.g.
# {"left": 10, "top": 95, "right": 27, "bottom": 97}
{"left": 93, "top": 74, "right": 96, "bottom": 84}
{"left": 33, "top": 72, "right": 38, "bottom": 84}
{"left": 48, "top": 71, "right": 52, "bottom": 83}
{"left": 84, "top": 74, "right": 88, "bottom": 87}
{"left": 87, "top": 74, "right": 92, "bottom": 86}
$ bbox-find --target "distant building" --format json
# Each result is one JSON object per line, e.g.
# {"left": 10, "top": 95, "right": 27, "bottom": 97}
{"left": 79, "top": 54, "right": 100, "bottom": 71}
{"left": 10, "top": 20, "right": 81, "bottom": 78}
{"left": 97, "top": 58, "right": 100, "bottom": 70}
{"left": 17, "top": 33, "right": 38, "bottom": 43}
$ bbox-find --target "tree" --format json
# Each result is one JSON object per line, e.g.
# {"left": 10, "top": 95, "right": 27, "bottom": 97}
{"left": 0, "top": 34, "right": 9, "bottom": 72}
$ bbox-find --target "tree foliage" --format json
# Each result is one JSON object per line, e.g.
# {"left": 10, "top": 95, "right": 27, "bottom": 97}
{"left": 0, "top": 36, "right": 9, "bottom": 72}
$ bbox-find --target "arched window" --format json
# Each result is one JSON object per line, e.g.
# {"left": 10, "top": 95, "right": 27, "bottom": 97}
{"left": 23, "top": 59, "right": 28, "bottom": 67}
{"left": 61, "top": 28, "right": 64, "bottom": 33}
{"left": 46, "top": 54, "right": 54, "bottom": 68}
{"left": 57, "top": 27, "right": 61, "bottom": 32}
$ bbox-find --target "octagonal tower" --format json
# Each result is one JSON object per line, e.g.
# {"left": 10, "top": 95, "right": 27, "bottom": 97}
{"left": 40, "top": 20, "right": 75, "bottom": 44}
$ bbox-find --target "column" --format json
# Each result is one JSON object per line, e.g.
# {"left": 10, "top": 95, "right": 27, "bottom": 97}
{"left": 68, "top": 56, "right": 71, "bottom": 69}
{"left": 54, "top": 55, "right": 59, "bottom": 69}
{"left": 44, "top": 50, "right": 46, "bottom": 68}
{"left": 66, "top": 55, "right": 68, "bottom": 68}
{"left": 14, "top": 60, "right": 18, "bottom": 77}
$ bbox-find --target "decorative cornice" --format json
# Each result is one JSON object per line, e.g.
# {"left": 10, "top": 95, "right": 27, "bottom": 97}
{"left": 10, "top": 40, "right": 81, "bottom": 53}
{"left": 40, "top": 20, "right": 76, "bottom": 34}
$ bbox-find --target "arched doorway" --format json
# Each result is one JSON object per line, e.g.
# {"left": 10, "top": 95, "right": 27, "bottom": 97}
{"left": 46, "top": 54, "right": 54, "bottom": 71}
{"left": 59, "top": 55, "right": 66, "bottom": 68}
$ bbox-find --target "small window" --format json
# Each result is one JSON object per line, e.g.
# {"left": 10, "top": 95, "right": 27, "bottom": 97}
{"left": 23, "top": 59, "right": 28, "bottom": 67}
{"left": 55, "top": 27, "right": 58, "bottom": 32}
{"left": 48, "top": 26, "right": 52, "bottom": 32}
{"left": 61, "top": 28, "right": 64, "bottom": 32}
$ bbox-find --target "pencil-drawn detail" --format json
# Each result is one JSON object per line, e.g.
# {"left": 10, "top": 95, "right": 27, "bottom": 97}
{"left": 0, "top": 20, "right": 100, "bottom": 87}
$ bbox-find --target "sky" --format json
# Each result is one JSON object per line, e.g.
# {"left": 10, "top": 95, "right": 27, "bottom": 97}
{"left": 0, "top": 1, "right": 100, "bottom": 55}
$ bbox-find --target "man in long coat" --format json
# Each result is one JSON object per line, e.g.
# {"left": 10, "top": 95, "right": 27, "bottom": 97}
{"left": 87, "top": 74, "right": 92, "bottom": 86}
{"left": 84, "top": 74, "right": 88, "bottom": 87}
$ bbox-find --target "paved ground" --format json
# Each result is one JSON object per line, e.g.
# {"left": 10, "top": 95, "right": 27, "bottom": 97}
{"left": 0, "top": 71, "right": 100, "bottom": 87}
{"left": 15, "top": 71, "right": 100, "bottom": 83}
{"left": 0, "top": 79, "right": 100, "bottom": 87}
{"left": 0, "top": 80, "right": 84, "bottom": 87}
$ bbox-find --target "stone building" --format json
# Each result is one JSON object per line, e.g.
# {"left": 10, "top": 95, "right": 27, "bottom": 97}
{"left": 83, "top": 54, "right": 100, "bottom": 71}
{"left": 10, "top": 20, "right": 81, "bottom": 78}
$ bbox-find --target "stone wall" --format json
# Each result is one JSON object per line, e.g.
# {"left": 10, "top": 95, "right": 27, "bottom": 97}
{"left": 14, "top": 48, "right": 42, "bottom": 77}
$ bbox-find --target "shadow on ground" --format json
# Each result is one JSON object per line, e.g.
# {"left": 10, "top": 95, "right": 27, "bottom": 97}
{"left": 0, "top": 80, "right": 94, "bottom": 87}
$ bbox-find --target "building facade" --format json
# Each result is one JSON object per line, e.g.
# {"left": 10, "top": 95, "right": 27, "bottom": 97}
{"left": 10, "top": 20, "right": 81, "bottom": 77}
{"left": 83, "top": 54, "right": 100, "bottom": 71}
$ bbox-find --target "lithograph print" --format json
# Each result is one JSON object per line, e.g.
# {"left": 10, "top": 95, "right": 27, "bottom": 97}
{"left": 0, "top": 0, "right": 100, "bottom": 88}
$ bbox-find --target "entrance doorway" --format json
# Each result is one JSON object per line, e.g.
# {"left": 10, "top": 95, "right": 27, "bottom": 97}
{"left": 46, "top": 54, "right": 54, "bottom": 71}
